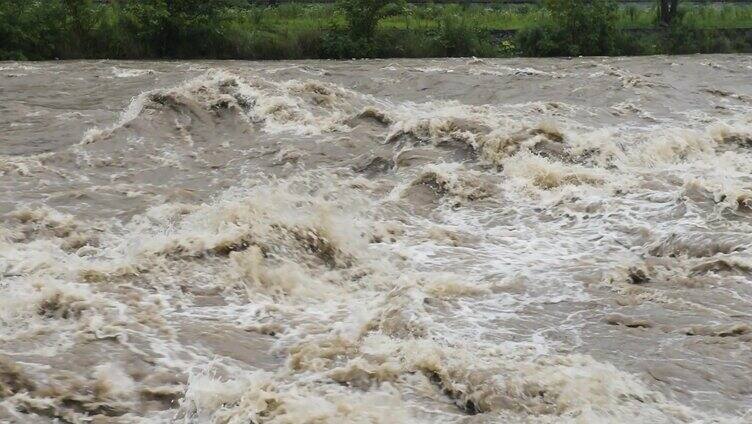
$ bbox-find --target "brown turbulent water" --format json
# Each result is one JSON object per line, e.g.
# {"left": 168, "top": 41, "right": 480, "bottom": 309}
{"left": 1, "top": 56, "right": 751, "bottom": 423}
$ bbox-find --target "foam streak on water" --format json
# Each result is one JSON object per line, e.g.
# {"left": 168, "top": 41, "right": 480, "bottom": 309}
{"left": 1, "top": 57, "right": 751, "bottom": 423}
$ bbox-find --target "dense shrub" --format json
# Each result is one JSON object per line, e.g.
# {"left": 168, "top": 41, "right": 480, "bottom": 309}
{"left": 663, "top": 23, "right": 750, "bottom": 53}
{"left": 435, "top": 14, "right": 494, "bottom": 57}
{"left": 517, "top": 0, "right": 620, "bottom": 56}
{"left": 321, "top": 29, "right": 372, "bottom": 58}
{"left": 338, "top": 0, "right": 405, "bottom": 40}
{"left": 0, "top": 1, "right": 27, "bottom": 59}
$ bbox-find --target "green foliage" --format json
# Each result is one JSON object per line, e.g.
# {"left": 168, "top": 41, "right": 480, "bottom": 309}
{"left": 433, "top": 13, "right": 495, "bottom": 57}
{"left": 0, "top": 0, "right": 68, "bottom": 60}
{"left": 0, "top": 0, "right": 751, "bottom": 60}
{"left": 662, "top": 19, "right": 751, "bottom": 54}
{"left": 497, "top": 39, "right": 518, "bottom": 57}
{"left": 337, "top": 0, "right": 406, "bottom": 39}
{"left": 321, "top": 29, "right": 373, "bottom": 58}
{"left": 0, "top": 1, "right": 26, "bottom": 59}
{"left": 518, "top": 0, "right": 619, "bottom": 56}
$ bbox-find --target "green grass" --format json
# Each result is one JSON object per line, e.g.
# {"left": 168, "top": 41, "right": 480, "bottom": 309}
{"left": 225, "top": 3, "right": 752, "bottom": 31}
{"left": 616, "top": 4, "right": 752, "bottom": 28}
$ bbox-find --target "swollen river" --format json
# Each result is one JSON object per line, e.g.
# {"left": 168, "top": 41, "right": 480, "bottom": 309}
{"left": 1, "top": 56, "right": 751, "bottom": 423}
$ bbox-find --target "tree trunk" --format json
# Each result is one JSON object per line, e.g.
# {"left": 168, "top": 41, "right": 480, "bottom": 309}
{"left": 659, "top": 0, "right": 668, "bottom": 25}
{"left": 659, "top": 0, "right": 679, "bottom": 26}
{"left": 669, "top": 0, "right": 679, "bottom": 22}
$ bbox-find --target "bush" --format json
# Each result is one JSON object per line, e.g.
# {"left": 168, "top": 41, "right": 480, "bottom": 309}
{"left": 517, "top": 0, "right": 619, "bottom": 56}
{"left": 338, "top": 0, "right": 405, "bottom": 40}
{"left": 433, "top": 14, "right": 495, "bottom": 57}
{"left": 381, "top": 30, "right": 444, "bottom": 57}
{"left": 321, "top": 29, "right": 372, "bottom": 58}
{"left": 663, "top": 24, "right": 750, "bottom": 54}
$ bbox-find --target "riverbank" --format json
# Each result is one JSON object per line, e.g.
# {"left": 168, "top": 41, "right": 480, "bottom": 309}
{"left": 2, "top": 2, "right": 752, "bottom": 60}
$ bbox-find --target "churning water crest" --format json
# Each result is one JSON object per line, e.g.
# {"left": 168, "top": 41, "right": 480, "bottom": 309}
{"left": 1, "top": 56, "right": 751, "bottom": 423}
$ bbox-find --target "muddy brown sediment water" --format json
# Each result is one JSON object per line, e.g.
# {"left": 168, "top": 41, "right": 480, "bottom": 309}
{"left": 1, "top": 56, "right": 751, "bottom": 423}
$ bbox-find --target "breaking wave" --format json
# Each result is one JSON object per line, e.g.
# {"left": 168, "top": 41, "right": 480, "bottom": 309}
{"left": 2, "top": 57, "right": 752, "bottom": 423}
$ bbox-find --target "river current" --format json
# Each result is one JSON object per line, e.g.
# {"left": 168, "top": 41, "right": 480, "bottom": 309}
{"left": 1, "top": 56, "right": 751, "bottom": 423}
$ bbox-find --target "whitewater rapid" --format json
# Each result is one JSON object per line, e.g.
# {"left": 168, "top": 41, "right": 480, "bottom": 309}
{"left": 1, "top": 56, "right": 751, "bottom": 423}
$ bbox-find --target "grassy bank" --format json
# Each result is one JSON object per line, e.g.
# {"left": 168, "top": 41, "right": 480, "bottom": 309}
{"left": 250, "top": 3, "right": 752, "bottom": 30}
{"left": 2, "top": 1, "right": 752, "bottom": 60}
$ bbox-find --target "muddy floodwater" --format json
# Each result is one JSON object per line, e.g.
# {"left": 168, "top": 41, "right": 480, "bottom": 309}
{"left": 1, "top": 56, "right": 751, "bottom": 423}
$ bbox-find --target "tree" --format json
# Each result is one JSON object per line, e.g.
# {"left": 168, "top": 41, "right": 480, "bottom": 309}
{"left": 0, "top": 0, "right": 26, "bottom": 59}
{"left": 131, "top": 0, "right": 232, "bottom": 56}
{"left": 63, "top": 0, "right": 93, "bottom": 48}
